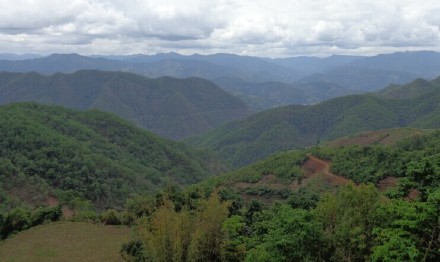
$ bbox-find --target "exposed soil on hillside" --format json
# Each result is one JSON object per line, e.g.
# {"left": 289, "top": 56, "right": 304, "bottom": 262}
{"left": 406, "top": 189, "right": 422, "bottom": 201}
{"left": 46, "top": 196, "right": 59, "bottom": 207}
{"left": 377, "top": 176, "right": 398, "bottom": 191}
{"left": 45, "top": 195, "right": 74, "bottom": 219}
{"left": 296, "top": 155, "right": 349, "bottom": 188}
{"left": 327, "top": 128, "right": 428, "bottom": 147}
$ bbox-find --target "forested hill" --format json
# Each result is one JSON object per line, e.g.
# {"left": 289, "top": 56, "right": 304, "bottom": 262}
{"left": 187, "top": 76, "right": 440, "bottom": 167}
{"left": 0, "top": 70, "right": 251, "bottom": 140}
{"left": 0, "top": 103, "right": 227, "bottom": 210}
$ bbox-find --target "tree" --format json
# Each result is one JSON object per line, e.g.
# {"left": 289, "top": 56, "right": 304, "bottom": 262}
{"left": 246, "top": 204, "right": 323, "bottom": 262}
{"left": 100, "top": 209, "right": 122, "bottom": 225}
{"left": 221, "top": 215, "right": 246, "bottom": 262}
{"left": 1, "top": 207, "right": 30, "bottom": 239}
{"left": 372, "top": 188, "right": 440, "bottom": 262}
{"left": 188, "top": 193, "right": 230, "bottom": 262}
{"left": 140, "top": 199, "right": 192, "bottom": 262}
{"left": 66, "top": 197, "right": 95, "bottom": 221}
{"left": 315, "top": 183, "right": 382, "bottom": 261}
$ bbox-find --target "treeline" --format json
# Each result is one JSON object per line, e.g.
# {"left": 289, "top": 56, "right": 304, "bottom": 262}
{"left": 118, "top": 184, "right": 439, "bottom": 261}
{"left": 0, "top": 206, "right": 62, "bottom": 239}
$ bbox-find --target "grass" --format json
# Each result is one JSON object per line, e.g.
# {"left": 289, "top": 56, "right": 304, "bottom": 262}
{"left": 0, "top": 222, "right": 132, "bottom": 262}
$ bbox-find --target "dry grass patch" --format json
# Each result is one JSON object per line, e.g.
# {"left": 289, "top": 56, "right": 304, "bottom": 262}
{"left": 0, "top": 222, "right": 131, "bottom": 262}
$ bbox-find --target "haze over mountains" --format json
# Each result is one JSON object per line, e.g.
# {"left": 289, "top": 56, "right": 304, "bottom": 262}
{"left": 2, "top": 51, "right": 440, "bottom": 111}
{"left": 0, "top": 70, "right": 251, "bottom": 140}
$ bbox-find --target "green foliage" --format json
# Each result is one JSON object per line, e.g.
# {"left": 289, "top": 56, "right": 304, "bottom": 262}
{"left": 372, "top": 190, "right": 440, "bottom": 262}
{"left": 246, "top": 204, "right": 324, "bottom": 262}
{"left": 188, "top": 78, "right": 440, "bottom": 167}
{"left": 120, "top": 239, "right": 148, "bottom": 262}
{"left": 0, "top": 103, "right": 226, "bottom": 210}
{"left": 100, "top": 209, "right": 122, "bottom": 225}
{"left": 325, "top": 145, "right": 406, "bottom": 183}
{"left": 315, "top": 184, "right": 383, "bottom": 261}
{"left": 0, "top": 207, "right": 30, "bottom": 239}
{"left": 30, "top": 206, "right": 62, "bottom": 227}
{"left": 288, "top": 188, "right": 320, "bottom": 210}
{"left": 0, "top": 205, "right": 63, "bottom": 240}
{"left": 214, "top": 150, "right": 306, "bottom": 185}
{"left": 314, "top": 131, "right": 440, "bottom": 195}
{"left": 220, "top": 215, "right": 246, "bottom": 262}
{"left": 66, "top": 197, "right": 97, "bottom": 221}
{"left": 133, "top": 193, "right": 231, "bottom": 262}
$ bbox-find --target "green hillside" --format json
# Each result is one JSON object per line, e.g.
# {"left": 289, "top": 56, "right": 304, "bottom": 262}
{"left": 187, "top": 77, "right": 440, "bottom": 167}
{"left": 0, "top": 103, "right": 226, "bottom": 210}
{"left": 325, "top": 128, "right": 433, "bottom": 147}
{"left": 0, "top": 70, "right": 251, "bottom": 140}
{"left": 0, "top": 222, "right": 130, "bottom": 262}
{"left": 122, "top": 130, "right": 440, "bottom": 262}
{"left": 377, "top": 77, "right": 440, "bottom": 99}
{"left": 191, "top": 129, "right": 439, "bottom": 205}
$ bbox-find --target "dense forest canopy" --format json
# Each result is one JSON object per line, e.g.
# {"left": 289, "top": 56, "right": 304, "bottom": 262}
{"left": 0, "top": 103, "right": 226, "bottom": 212}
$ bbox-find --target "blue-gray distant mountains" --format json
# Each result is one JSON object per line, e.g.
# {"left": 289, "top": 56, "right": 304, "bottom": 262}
{"left": 2, "top": 51, "right": 440, "bottom": 111}
{"left": 0, "top": 70, "right": 251, "bottom": 140}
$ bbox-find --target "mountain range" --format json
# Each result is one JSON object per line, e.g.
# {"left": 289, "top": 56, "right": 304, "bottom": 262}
{"left": 2, "top": 51, "right": 440, "bottom": 111}
{"left": 0, "top": 70, "right": 251, "bottom": 140}
{"left": 186, "top": 76, "right": 440, "bottom": 167}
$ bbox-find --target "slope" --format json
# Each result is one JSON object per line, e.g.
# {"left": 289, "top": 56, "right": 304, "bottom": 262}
{"left": 212, "top": 77, "right": 357, "bottom": 111}
{"left": 0, "top": 222, "right": 130, "bottom": 262}
{"left": 377, "top": 77, "right": 440, "bottom": 99}
{"left": 0, "top": 70, "right": 251, "bottom": 140}
{"left": 187, "top": 77, "right": 440, "bottom": 167}
{"left": 349, "top": 50, "right": 440, "bottom": 78}
{"left": 0, "top": 103, "right": 226, "bottom": 210}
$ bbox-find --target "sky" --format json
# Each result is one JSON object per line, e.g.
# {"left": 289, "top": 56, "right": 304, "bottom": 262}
{"left": 1, "top": 0, "right": 440, "bottom": 57}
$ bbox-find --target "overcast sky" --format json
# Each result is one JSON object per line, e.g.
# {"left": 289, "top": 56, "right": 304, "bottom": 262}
{"left": 1, "top": 0, "right": 439, "bottom": 57}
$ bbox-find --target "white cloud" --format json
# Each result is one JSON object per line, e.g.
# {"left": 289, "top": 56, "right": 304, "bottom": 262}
{"left": 0, "top": 0, "right": 439, "bottom": 57}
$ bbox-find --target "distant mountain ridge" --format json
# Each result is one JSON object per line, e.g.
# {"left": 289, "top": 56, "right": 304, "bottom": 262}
{"left": 2, "top": 51, "right": 440, "bottom": 110}
{"left": 0, "top": 70, "right": 251, "bottom": 140}
{"left": 186, "top": 76, "right": 440, "bottom": 167}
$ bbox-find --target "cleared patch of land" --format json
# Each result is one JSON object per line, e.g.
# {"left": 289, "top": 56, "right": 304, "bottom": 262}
{"left": 299, "top": 155, "right": 349, "bottom": 187}
{"left": 326, "top": 128, "right": 431, "bottom": 147}
{"left": 0, "top": 222, "right": 131, "bottom": 262}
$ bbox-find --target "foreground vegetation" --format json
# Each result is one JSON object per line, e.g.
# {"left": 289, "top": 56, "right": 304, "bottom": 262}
{"left": 116, "top": 185, "right": 439, "bottom": 262}
{"left": 116, "top": 131, "right": 440, "bottom": 261}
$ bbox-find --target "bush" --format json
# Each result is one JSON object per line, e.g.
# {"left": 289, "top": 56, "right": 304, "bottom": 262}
{"left": 30, "top": 206, "right": 62, "bottom": 226}
{"left": 100, "top": 209, "right": 122, "bottom": 225}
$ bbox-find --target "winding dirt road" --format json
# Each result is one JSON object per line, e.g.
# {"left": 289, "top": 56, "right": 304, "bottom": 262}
{"left": 301, "top": 155, "right": 349, "bottom": 186}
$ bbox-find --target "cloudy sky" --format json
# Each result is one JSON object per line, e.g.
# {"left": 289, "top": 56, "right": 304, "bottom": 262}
{"left": 1, "top": 0, "right": 440, "bottom": 57}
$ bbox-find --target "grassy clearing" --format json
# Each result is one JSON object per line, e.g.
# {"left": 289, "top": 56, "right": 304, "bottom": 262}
{"left": 0, "top": 222, "right": 131, "bottom": 262}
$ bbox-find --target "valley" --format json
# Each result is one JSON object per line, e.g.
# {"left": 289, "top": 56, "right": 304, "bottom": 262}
{"left": 0, "top": 51, "right": 439, "bottom": 261}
